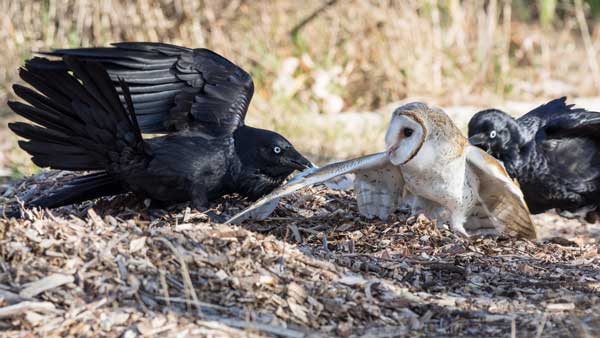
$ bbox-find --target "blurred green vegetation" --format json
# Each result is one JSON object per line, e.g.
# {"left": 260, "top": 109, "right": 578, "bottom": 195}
{"left": 538, "top": 0, "right": 558, "bottom": 26}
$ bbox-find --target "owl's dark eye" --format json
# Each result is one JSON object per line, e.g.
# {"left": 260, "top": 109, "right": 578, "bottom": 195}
{"left": 403, "top": 128, "right": 414, "bottom": 137}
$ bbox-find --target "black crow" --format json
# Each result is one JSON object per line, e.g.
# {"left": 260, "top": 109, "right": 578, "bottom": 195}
{"left": 7, "top": 56, "right": 311, "bottom": 217}
{"left": 467, "top": 97, "right": 600, "bottom": 221}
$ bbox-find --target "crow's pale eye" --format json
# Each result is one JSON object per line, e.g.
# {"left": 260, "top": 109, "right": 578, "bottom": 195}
{"left": 403, "top": 128, "right": 414, "bottom": 137}
{"left": 489, "top": 130, "right": 497, "bottom": 139}
{"left": 273, "top": 146, "right": 281, "bottom": 154}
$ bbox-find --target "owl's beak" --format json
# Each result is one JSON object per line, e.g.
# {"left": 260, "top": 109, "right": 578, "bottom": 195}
{"left": 386, "top": 144, "right": 399, "bottom": 158}
{"left": 384, "top": 117, "right": 402, "bottom": 158}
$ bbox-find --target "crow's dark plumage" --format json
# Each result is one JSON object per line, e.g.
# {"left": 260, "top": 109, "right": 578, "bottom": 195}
{"left": 468, "top": 97, "right": 600, "bottom": 220}
{"left": 32, "top": 42, "right": 258, "bottom": 135}
{"left": 8, "top": 55, "right": 311, "bottom": 216}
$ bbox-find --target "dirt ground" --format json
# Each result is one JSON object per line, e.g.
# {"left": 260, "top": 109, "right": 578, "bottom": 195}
{"left": 0, "top": 171, "right": 598, "bottom": 338}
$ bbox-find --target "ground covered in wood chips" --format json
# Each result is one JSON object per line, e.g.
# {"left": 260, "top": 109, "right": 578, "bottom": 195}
{"left": 0, "top": 171, "right": 599, "bottom": 337}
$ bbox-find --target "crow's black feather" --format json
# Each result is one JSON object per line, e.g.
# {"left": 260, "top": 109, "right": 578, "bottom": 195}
{"left": 39, "top": 42, "right": 254, "bottom": 135}
{"left": 468, "top": 97, "right": 600, "bottom": 219}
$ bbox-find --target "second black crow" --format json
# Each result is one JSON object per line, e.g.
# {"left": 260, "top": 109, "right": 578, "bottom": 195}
{"left": 8, "top": 57, "right": 311, "bottom": 218}
{"left": 468, "top": 97, "right": 600, "bottom": 221}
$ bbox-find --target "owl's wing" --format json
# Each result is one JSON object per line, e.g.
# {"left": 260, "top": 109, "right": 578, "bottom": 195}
{"left": 354, "top": 164, "right": 404, "bottom": 219}
{"left": 226, "top": 152, "right": 390, "bottom": 224}
{"left": 465, "top": 145, "right": 537, "bottom": 239}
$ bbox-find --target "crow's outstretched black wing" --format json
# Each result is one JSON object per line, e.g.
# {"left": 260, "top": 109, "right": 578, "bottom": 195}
{"left": 533, "top": 99, "right": 600, "bottom": 203}
{"left": 8, "top": 57, "right": 149, "bottom": 208}
{"left": 542, "top": 107, "right": 600, "bottom": 141}
{"left": 517, "top": 97, "right": 588, "bottom": 133}
{"left": 31, "top": 42, "right": 254, "bottom": 136}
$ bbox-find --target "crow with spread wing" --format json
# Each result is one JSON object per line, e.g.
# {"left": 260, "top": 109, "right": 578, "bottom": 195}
{"left": 8, "top": 46, "right": 311, "bottom": 218}
{"left": 468, "top": 97, "right": 600, "bottom": 222}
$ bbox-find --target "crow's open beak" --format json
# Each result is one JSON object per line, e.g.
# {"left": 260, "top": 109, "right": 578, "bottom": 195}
{"left": 286, "top": 149, "right": 313, "bottom": 170}
{"left": 468, "top": 133, "right": 487, "bottom": 146}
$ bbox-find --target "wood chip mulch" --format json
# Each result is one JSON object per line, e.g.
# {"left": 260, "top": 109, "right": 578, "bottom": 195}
{"left": 0, "top": 171, "right": 599, "bottom": 337}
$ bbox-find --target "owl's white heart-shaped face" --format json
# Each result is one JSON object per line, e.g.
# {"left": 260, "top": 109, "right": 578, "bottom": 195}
{"left": 385, "top": 113, "right": 425, "bottom": 165}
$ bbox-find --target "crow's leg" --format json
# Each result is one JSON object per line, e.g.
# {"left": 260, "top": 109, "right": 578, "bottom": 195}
{"left": 583, "top": 205, "right": 599, "bottom": 223}
{"left": 191, "top": 185, "right": 225, "bottom": 223}
{"left": 584, "top": 211, "right": 598, "bottom": 223}
{"left": 148, "top": 199, "right": 168, "bottom": 208}
{"left": 557, "top": 205, "right": 596, "bottom": 222}
{"left": 557, "top": 209, "right": 579, "bottom": 219}
{"left": 191, "top": 185, "right": 208, "bottom": 210}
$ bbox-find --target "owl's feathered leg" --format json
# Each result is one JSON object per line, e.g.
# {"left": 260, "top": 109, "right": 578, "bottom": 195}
{"left": 403, "top": 194, "right": 464, "bottom": 233}
{"left": 465, "top": 204, "right": 499, "bottom": 236}
{"left": 449, "top": 211, "right": 469, "bottom": 237}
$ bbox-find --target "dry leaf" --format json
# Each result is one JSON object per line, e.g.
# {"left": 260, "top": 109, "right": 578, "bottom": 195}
{"left": 19, "top": 274, "right": 74, "bottom": 298}
{"left": 129, "top": 237, "right": 147, "bottom": 253}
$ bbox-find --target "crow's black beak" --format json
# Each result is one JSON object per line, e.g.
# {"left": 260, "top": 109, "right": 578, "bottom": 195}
{"left": 468, "top": 133, "right": 487, "bottom": 146}
{"left": 285, "top": 149, "right": 313, "bottom": 170}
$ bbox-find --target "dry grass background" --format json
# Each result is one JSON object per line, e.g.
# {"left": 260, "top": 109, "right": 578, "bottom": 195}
{"left": 2, "top": 0, "right": 600, "bottom": 175}
{"left": 3, "top": 0, "right": 600, "bottom": 106}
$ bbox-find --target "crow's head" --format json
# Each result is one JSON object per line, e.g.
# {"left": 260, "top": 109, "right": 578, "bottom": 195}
{"left": 468, "top": 109, "right": 518, "bottom": 157}
{"left": 234, "top": 126, "right": 312, "bottom": 178}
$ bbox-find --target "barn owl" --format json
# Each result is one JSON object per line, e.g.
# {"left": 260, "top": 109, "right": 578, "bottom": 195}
{"left": 227, "top": 102, "right": 537, "bottom": 239}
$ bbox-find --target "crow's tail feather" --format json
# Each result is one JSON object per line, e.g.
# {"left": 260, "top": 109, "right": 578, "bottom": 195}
{"left": 29, "top": 172, "right": 126, "bottom": 209}
{"left": 2, "top": 173, "right": 126, "bottom": 219}
{"left": 7, "top": 57, "right": 147, "bottom": 212}
{"left": 8, "top": 56, "right": 145, "bottom": 173}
